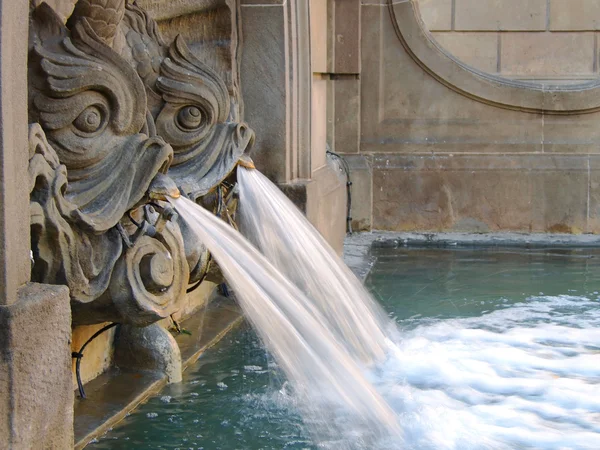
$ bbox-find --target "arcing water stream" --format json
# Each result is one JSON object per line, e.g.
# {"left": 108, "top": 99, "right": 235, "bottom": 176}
{"left": 170, "top": 167, "right": 600, "bottom": 449}
{"left": 172, "top": 194, "right": 402, "bottom": 447}
{"left": 236, "top": 168, "right": 392, "bottom": 365}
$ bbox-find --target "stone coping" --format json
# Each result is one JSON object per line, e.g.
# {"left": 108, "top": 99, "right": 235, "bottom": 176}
{"left": 353, "top": 230, "right": 600, "bottom": 247}
{"left": 74, "top": 296, "right": 244, "bottom": 449}
{"left": 387, "top": 0, "right": 600, "bottom": 114}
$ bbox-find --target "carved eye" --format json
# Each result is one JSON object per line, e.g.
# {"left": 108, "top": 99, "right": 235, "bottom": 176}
{"left": 73, "top": 105, "right": 105, "bottom": 133}
{"left": 177, "top": 106, "right": 203, "bottom": 130}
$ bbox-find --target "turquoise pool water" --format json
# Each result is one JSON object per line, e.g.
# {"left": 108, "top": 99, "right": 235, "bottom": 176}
{"left": 89, "top": 246, "right": 600, "bottom": 449}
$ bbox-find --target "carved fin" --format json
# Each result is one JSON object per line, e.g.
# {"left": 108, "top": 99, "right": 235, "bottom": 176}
{"left": 67, "top": 0, "right": 125, "bottom": 47}
{"left": 158, "top": 35, "right": 230, "bottom": 122}
{"left": 33, "top": 18, "right": 147, "bottom": 136}
{"left": 30, "top": 3, "right": 68, "bottom": 49}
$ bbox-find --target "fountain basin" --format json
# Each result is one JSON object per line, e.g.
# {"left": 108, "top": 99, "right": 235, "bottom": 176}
{"left": 87, "top": 237, "right": 600, "bottom": 449}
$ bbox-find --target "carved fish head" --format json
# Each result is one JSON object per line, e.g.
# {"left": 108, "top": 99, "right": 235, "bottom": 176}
{"left": 116, "top": 3, "right": 255, "bottom": 284}
{"left": 29, "top": 2, "right": 175, "bottom": 232}
{"left": 119, "top": 4, "right": 255, "bottom": 202}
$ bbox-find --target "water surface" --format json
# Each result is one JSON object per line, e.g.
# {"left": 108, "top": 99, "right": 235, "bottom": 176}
{"left": 90, "top": 246, "right": 600, "bottom": 449}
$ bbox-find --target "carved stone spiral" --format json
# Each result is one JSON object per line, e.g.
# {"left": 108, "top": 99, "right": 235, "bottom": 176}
{"left": 109, "top": 221, "right": 189, "bottom": 327}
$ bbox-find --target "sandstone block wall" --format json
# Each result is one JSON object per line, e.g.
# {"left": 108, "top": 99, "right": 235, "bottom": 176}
{"left": 420, "top": 0, "right": 600, "bottom": 82}
{"left": 333, "top": 0, "right": 600, "bottom": 234}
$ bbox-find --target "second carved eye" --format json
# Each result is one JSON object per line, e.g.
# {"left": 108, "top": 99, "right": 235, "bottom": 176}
{"left": 73, "top": 105, "right": 105, "bottom": 134}
{"left": 177, "top": 106, "right": 203, "bottom": 130}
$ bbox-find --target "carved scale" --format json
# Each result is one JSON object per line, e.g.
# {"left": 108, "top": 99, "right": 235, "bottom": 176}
{"left": 28, "top": 0, "right": 255, "bottom": 326}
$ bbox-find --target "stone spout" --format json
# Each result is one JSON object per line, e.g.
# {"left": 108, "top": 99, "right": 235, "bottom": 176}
{"left": 237, "top": 155, "right": 256, "bottom": 170}
{"left": 148, "top": 173, "right": 181, "bottom": 201}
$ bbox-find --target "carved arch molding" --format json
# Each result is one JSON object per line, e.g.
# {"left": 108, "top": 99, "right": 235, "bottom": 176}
{"left": 388, "top": 0, "right": 600, "bottom": 115}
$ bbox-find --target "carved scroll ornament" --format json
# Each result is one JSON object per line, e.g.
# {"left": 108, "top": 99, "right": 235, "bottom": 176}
{"left": 28, "top": 0, "right": 254, "bottom": 326}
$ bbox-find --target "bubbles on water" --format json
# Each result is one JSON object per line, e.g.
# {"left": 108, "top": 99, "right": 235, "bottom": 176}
{"left": 371, "top": 294, "right": 600, "bottom": 450}
{"left": 217, "top": 382, "right": 228, "bottom": 389}
{"left": 146, "top": 412, "right": 158, "bottom": 418}
{"left": 160, "top": 395, "right": 172, "bottom": 403}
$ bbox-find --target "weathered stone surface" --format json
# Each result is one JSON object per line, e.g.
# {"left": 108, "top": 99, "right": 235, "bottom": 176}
{"left": 240, "top": 3, "right": 288, "bottom": 182}
{"left": 344, "top": 154, "right": 372, "bottom": 231}
{"left": 334, "top": 77, "right": 361, "bottom": 154}
{"left": 311, "top": 0, "right": 329, "bottom": 73}
{"left": 416, "top": 0, "right": 452, "bottom": 31}
{"left": 0, "top": 283, "right": 73, "bottom": 449}
{"left": 241, "top": 0, "right": 284, "bottom": 4}
{"left": 0, "top": 0, "right": 30, "bottom": 306}
{"left": 584, "top": 155, "right": 600, "bottom": 233}
{"left": 386, "top": 1, "right": 600, "bottom": 111}
{"left": 362, "top": 5, "right": 544, "bottom": 148}
{"left": 114, "top": 323, "right": 182, "bottom": 384}
{"left": 370, "top": 154, "right": 589, "bottom": 233}
{"left": 454, "top": 0, "right": 547, "bottom": 31}
{"left": 549, "top": 0, "right": 600, "bottom": 31}
{"left": 279, "top": 160, "right": 347, "bottom": 254}
{"left": 501, "top": 32, "right": 595, "bottom": 76}
{"left": 32, "top": 0, "right": 77, "bottom": 22}
{"left": 312, "top": 77, "right": 329, "bottom": 172}
{"left": 71, "top": 323, "right": 116, "bottom": 388}
{"left": 354, "top": 1, "right": 600, "bottom": 235}
{"left": 306, "top": 161, "right": 347, "bottom": 254}
{"left": 432, "top": 32, "right": 499, "bottom": 73}
{"left": 334, "top": 0, "right": 361, "bottom": 73}
{"left": 137, "top": 0, "right": 239, "bottom": 22}
{"left": 150, "top": 0, "right": 245, "bottom": 125}
{"left": 28, "top": 0, "right": 252, "bottom": 328}
{"left": 542, "top": 113, "right": 600, "bottom": 154}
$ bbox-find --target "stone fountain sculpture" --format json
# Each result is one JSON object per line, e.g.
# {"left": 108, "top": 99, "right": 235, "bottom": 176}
{"left": 28, "top": 0, "right": 254, "bottom": 328}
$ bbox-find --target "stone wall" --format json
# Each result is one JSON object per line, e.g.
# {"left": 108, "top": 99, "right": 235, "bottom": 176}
{"left": 240, "top": 0, "right": 347, "bottom": 253}
{"left": 336, "top": 0, "right": 600, "bottom": 234}
{"left": 420, "top": 0, "right": 600, "bottom": 83}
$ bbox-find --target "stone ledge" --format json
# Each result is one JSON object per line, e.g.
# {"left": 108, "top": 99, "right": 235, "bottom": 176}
{"left": 344, "top": 234, "right": 377, "bottom": 281}
{"left": 74, "top": 296, "right": 243, "bottom": 449}
{"left": 346, "top": 231, "right": 600, "bottom": 250}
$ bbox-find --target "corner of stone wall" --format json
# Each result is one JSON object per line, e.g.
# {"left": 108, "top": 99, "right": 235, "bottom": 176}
{"left": 0, "top": 282, "right": 73, "bottom": 449}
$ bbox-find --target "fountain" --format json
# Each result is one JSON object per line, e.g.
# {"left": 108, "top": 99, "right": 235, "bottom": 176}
{"left": 27, "top": 0, "right": 402, "bottom": 444}
{"left": 28, "top": 0, "right": 253, "bottom": 328}
{"left": 24, "top": 2, "right": 600, "bottom": 450}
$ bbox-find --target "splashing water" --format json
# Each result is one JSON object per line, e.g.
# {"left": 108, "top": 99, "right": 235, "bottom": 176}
{"left": 237, "top": 168, "right": 392, "bottom": 364}
{"left": 172, "top": 196, "right": 402, "bottom": 446}
{"left": 170, "top": 168, "right": 600, "bottom": 449}
{"left": 375, "top": 294, "right": 600, "bottom": 450}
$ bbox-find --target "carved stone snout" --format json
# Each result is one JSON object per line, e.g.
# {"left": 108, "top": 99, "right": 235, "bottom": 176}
{"left": 235, "top": 123, "right": 255, "bottom": 154}
{"left": 235, "top": 123, "right": 255, "bottom": 170}
{"left": 148, "top": 173, "right": 181, "bottom": 201}
{"left": 237, "top": 155, "right": 255, "bottom": 170}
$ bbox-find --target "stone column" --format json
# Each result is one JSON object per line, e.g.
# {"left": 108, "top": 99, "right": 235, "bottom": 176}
{"left": 0, "top": 0, "right": 73, "bottom": 447}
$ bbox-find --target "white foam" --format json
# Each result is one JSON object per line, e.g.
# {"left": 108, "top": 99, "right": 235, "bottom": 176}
{"left": 373, "top": 295, "right": 600, "bottom": 449}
